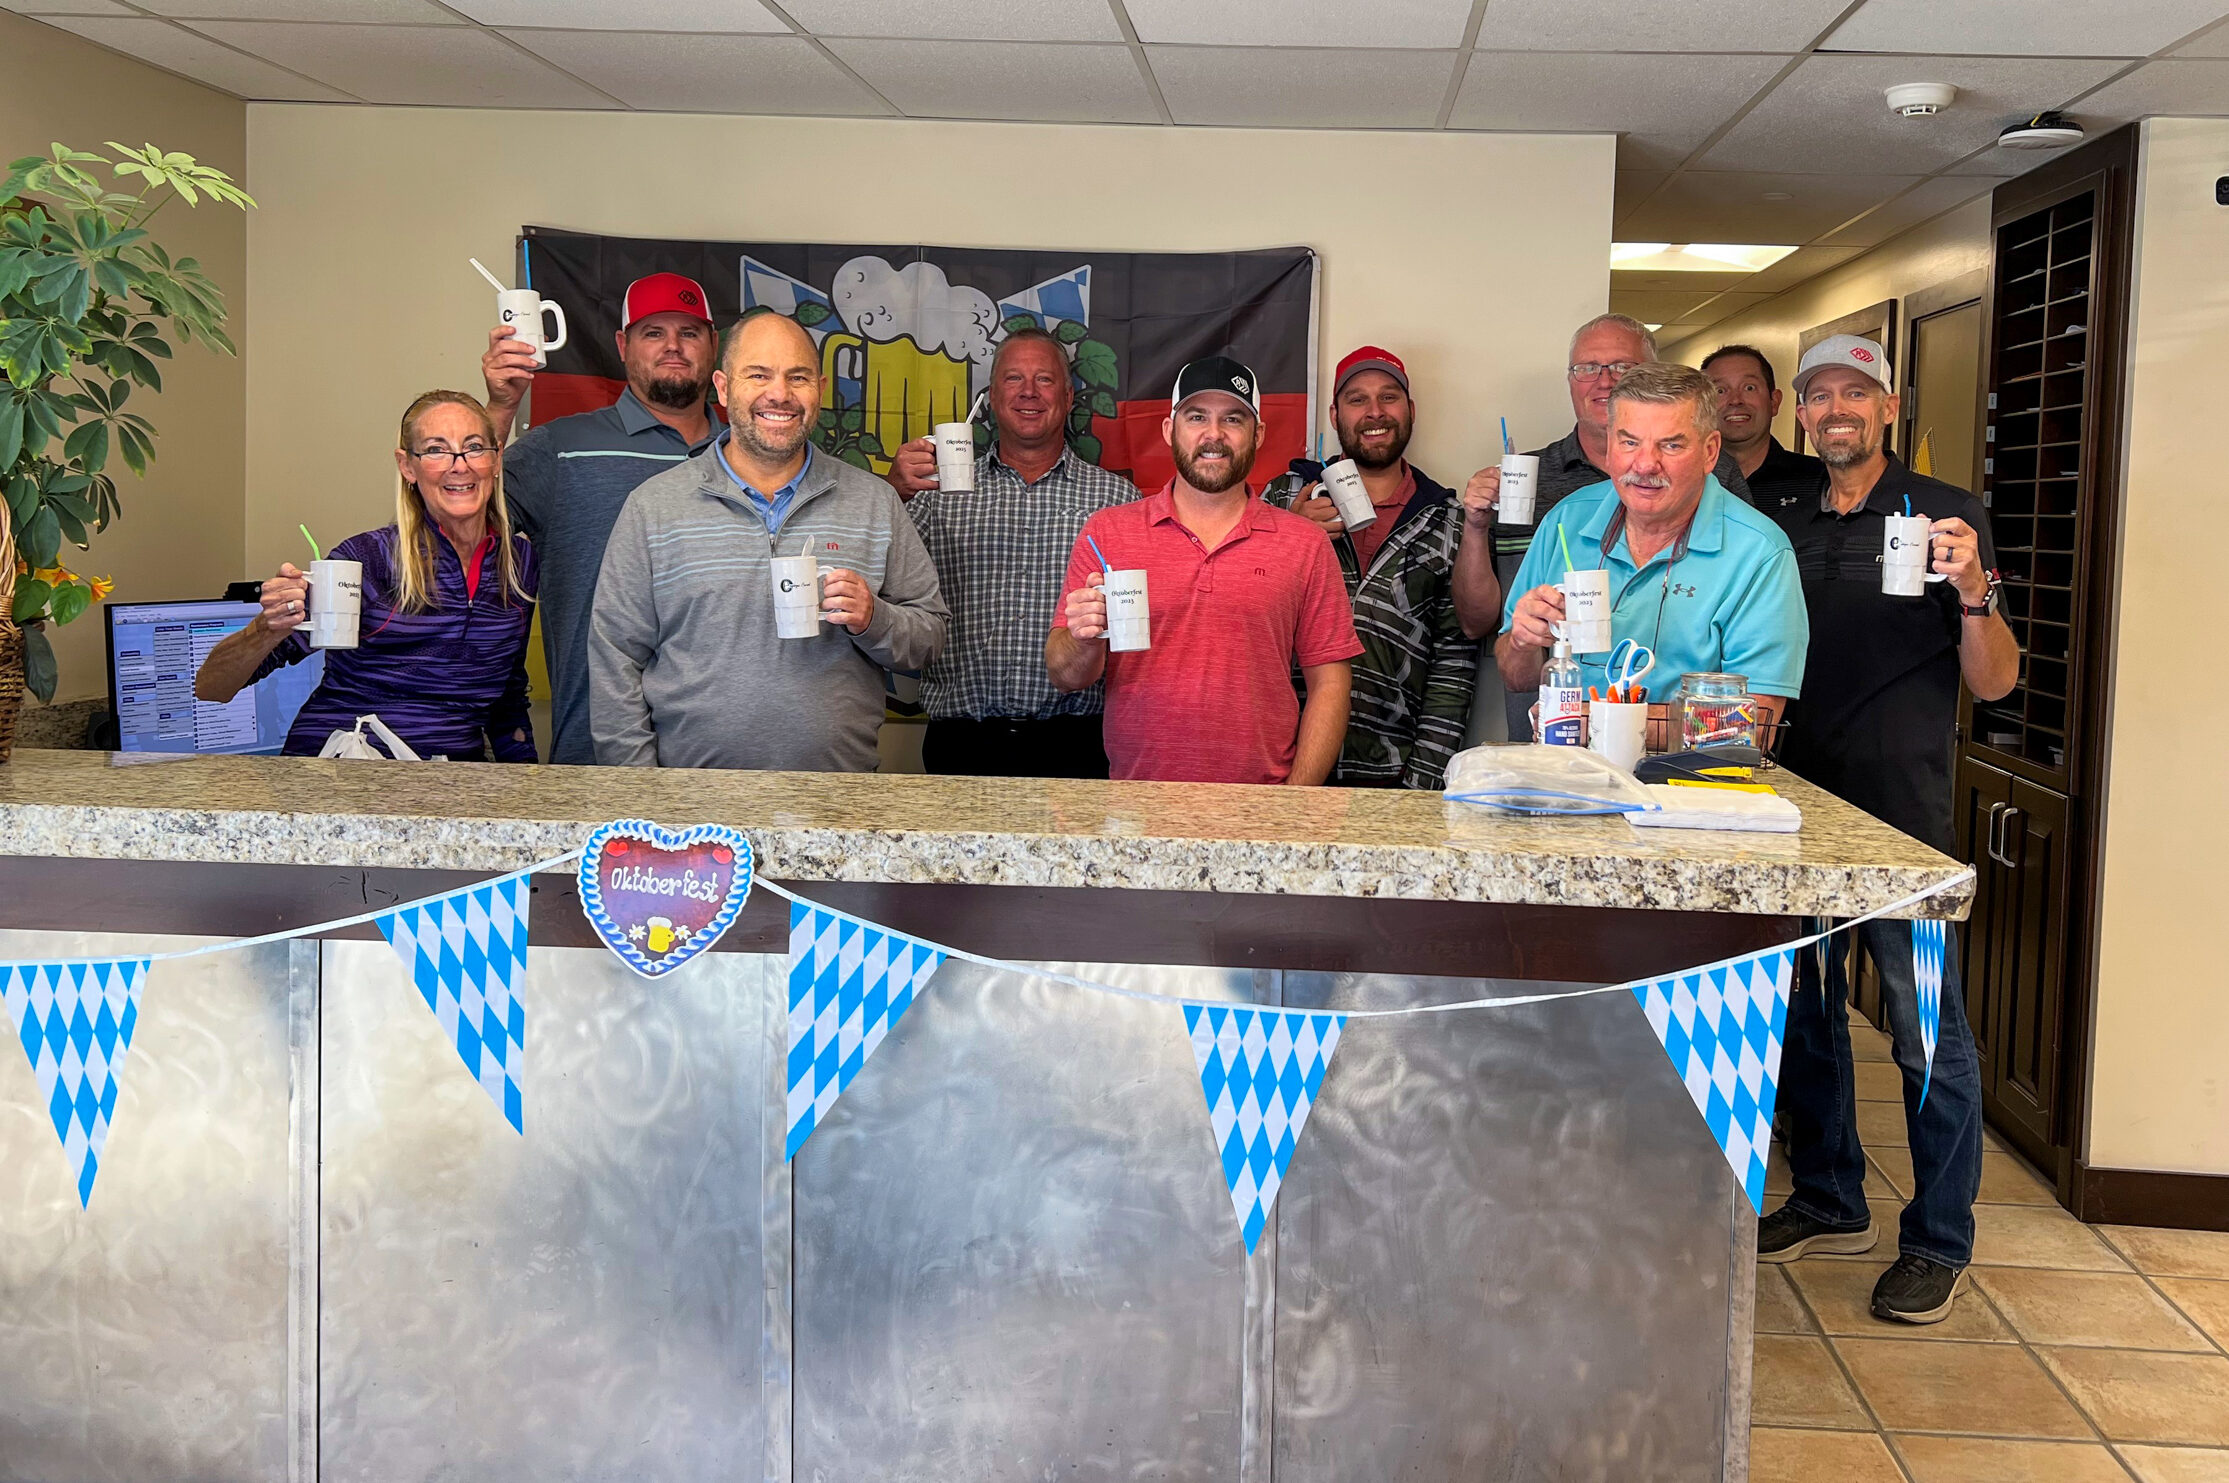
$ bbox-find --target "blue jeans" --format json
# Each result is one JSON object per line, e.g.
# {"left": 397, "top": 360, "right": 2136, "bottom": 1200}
{"left": 1779, "top": 918, "right": 1984, "bottom": 1268}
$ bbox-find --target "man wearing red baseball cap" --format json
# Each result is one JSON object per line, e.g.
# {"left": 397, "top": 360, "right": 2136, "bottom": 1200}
{"left": 1261, "top": 346, "right": 1495, "bottom": 788}
{"left": 479, "top": 270, "right": 719, "bottom": 763}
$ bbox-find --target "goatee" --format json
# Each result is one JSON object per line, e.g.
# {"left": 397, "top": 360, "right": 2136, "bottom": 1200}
{"left": 1340, "top": 419, "right": 1411, "bottom": 472}
{"left": 646, "top": 374, "right": 707, "bottom": 410}
{"left": 1175, "top": 439, "right": 1255, "bottom": 493}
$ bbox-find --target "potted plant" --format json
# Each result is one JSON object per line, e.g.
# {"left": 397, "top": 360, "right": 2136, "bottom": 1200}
{"left": 1, "top": 141, "right": 253, "bottom": 758}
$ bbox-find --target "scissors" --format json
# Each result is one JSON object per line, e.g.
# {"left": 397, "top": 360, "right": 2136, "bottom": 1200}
{"left": 1606, "top": 638, "right": 1655, "bottom": 703}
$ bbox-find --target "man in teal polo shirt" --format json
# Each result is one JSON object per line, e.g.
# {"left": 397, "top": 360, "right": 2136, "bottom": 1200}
{"left": 1496, "top": 362, "right": 1807, "bottom": 731}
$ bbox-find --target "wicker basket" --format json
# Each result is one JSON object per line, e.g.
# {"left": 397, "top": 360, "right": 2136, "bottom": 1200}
{"left": 0, "top": 497, "right": 19, "bottom": 763}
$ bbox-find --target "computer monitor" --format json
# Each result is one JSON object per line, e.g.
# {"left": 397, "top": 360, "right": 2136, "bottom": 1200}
{"left": 105, "top": 599, "right": 325, "bottom": 755}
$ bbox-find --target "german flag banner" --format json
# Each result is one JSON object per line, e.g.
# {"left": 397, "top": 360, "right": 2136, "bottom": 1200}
{"left": 517, "top": 228, "right": 1317, "bottom": 495}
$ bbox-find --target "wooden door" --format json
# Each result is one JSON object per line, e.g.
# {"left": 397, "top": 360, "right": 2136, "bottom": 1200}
{"left": 1992, "top": 778, "right": 2073, "bottom": 1159}
{"left": 1956, "top": 757, "right": 2018, "bottom": 1097}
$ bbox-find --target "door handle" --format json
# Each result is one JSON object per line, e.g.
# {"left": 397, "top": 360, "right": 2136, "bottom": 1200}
{"left": 1997, "top": 807, "right": 2022, "bottom": 868}
{"left": 1984, "top": 801, "right": 2009, "bottom": 865}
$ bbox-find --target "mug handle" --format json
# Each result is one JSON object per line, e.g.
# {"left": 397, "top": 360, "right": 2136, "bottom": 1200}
{"left": 538, "top": 299, "right": 568, "bottom": 353}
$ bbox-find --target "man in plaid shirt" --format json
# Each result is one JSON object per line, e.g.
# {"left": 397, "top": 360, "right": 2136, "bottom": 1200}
{"left": 1264, "top": 347, "right": 1486, "bottom": 789}
{"left": 902, "top": 327, "right": 1140, "bottom": 776}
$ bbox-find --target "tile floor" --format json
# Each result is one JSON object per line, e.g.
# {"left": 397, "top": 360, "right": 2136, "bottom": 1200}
{"left": 1751, "top": 1013, "right": 2229, "bottom": 1482}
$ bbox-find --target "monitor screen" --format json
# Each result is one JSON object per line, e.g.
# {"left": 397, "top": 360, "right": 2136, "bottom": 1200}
{"left": 106, "top": 600, "right": 325, "bottom": 755}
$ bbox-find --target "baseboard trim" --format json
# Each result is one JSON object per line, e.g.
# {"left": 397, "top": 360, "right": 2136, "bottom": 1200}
{"left": 2072, "top": 1160, "right": 2229, "bottom": 1231}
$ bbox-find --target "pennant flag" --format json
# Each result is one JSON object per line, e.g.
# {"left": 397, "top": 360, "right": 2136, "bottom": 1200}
{"left": 1913, "top": 918, "right": 1945, "bottom": 1109}
{"left": 785, "top": 902, "right": 946, "bottom": 1160}
{"left": 1631, "top": 951, "right": 1794, "bottom": 1214}
{"left": 376, "top": 876, "right": 529, "bottom": 1133}
{"left": 1184, "top": 1003, "right": 1346, "bottom": 1254}
{"left": 2, "top": 957, "right": 150, "bottom": 1206}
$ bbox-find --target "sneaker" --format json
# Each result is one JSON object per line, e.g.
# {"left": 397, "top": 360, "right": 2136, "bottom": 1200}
{"left": 1872, "top": 1254, "right": 1966, "bottom": 1324}
{"left": 1757, "top": 1204, "right": 1878, "bottom": 1264}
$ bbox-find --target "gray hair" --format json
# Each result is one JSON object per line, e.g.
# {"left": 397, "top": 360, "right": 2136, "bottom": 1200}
{"left": 1569, "top": 313, "right": 1659, "bottom": 363}
{"left": 1607, "top": 360, "right": 1721, "bottom": 437}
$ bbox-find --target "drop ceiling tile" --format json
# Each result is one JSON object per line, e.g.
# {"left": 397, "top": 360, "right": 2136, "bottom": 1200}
{"left": 186, "top": 20, "right": 616, "bottom": 107}
{"left": 34, "top": 15, "right": 355, "bottom": 98}
{"left": 502, "top": 29, "right": 891, "bottom": 113}
{"left": 1819, "top": 174, "right": 1996, "bottom": 247}
{"left": 783, "top": 0, "right": 1123, "bottom": 42}
{"left": 1824, "top": 0, "right": 2229, "bottom": 58}
{"left": 1451, "top": 52, "right": 1789, "bottom": 170}
{"left": 135, "top": 0, "right": 453, "bottom": 19}
{"left": 828, "top": 38, "right": 1156, "bottom": 122}
{"left": 1614, "top": 170, "right": 1669, "bottom": 226}
{"left": 1611, "top": 267, "right": 1757, "bottom": 297}
{"left": 1701, "top": 54, "right": 2127, "bottom": 174}
{"left": 1617, "top": 170, "right": 1922, "bottom": 242}
{"left": 1473, "top": 0, "right": 1849, "bottom": 53}
{"left": 3, "top": 1, "right": 138, "bottom": 14}
{"left": 1739, "top": 243, "right": 1865, "bottom": 292}
{"left": 2171, "top": 17, "right": 2229, "bottom": 52}
{"left": 2070, "top": 57, "right": 2229, "bottom": 115}
{"left": 1124, "top": 0, "right": 1472, "bottom": 49}
{"left": 1651, "top": 321, "right": 1709, "bottom": 342}
{"left": 1147, "top": 46, "right": 1458, "bottom": 127}
{"left": 447, "top": 0, "right": 785, "bottom": 32}
{"left": 1611, "top": 286, "right": 1750, "bottom": 323}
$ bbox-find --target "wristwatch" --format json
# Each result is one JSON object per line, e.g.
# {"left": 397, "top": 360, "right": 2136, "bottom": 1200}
{"left": 1960, "top": 571, "right": 2002, "bottom": 618}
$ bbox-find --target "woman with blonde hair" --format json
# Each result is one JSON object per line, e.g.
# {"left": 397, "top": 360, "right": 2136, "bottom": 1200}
{"left": 196, "top": 390, "right": 541, "bottom": 760}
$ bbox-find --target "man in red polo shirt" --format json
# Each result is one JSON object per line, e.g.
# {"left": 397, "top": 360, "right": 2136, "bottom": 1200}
{"left": 1046, "top": 356, "right": 1361, "bottom": 784}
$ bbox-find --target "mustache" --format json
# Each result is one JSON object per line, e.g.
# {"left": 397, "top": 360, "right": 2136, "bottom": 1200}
{"left": 1620, "top": 473, "right": 1672, "bottom": 490}
{"left": 749, "top": 397, "right": 804, "bottom": 416}
{"left": 1191, "top": 441, "right": 1233, "bottom": 458}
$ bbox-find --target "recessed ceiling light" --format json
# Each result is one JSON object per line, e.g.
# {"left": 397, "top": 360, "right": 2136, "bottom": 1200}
{"left": 1644, "top": 323, "right": 1665, "bottom": 333}
{"left": 1611, "top": 243, "right": 1799, "bottom": 273}
{"left": 1762, "top": 191, "right": 1793, "bottom": 201}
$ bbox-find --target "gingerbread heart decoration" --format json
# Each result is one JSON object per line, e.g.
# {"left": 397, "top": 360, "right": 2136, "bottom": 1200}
{"left": 578, "top": 819, "right": 754, "bottom": 978}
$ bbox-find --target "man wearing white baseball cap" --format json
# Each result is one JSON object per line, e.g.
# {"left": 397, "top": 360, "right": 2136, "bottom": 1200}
{"left": 1760, "top": 333, "right": 2019, "bottom": 1325}
{"left": 480, "top": 271, "right": 721, "bottom": 763}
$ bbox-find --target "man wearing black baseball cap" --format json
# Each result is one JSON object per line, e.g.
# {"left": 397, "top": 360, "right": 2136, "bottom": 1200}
{"left": 480, "top": 271, "right": 720, "bottom": 763}
{"left": 1048, "top": 355, "right": 1362, "bottom": 785}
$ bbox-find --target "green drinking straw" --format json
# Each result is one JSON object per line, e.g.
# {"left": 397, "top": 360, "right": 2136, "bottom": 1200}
{"left": 1557, "top": 522, "right": 1575, "bottom": 575}
{"left": 300, "top": 524, "right": 321, "bottom": 563}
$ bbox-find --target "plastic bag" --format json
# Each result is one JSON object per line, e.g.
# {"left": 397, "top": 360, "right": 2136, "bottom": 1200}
{"left": 316, "top": 714, "right": 423, "bottom": 761}
{"left": 1443, "top": 743, "right": 1660, "bottom": 817}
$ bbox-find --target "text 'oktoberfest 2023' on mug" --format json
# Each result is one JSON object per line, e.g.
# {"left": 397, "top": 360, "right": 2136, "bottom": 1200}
{"left": 1498, "top": 452, "right": 1540, "bottom": 525}
{"left": 771, "top": 553, "right": 822, "bottom": 639}
{"left": 1557, "top": 568, "right": 1613, "bottom": 653}
{"left": 307, "top": 559, "right": 362, "bottom": 649}
{"left": 1318, "top": 457, "right": 1377, "bottom": 532}
{"left": 932, "top": 422, "right": 976, "bottom": 492}
{"left": 1104, "top": 569, "right": 1150, "bottom": 653}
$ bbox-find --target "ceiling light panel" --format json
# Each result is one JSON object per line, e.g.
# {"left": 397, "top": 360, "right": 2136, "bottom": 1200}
{"left": 1148, "top": 46, "right": 1459, "bottom": 128}
{"left": 782, "top": 0, "right": 1124, "bottom": 42}
{"left": 1824, "top": 0, "right": 2229, "bottom": 58}
{"left": 1122, "top": 0, "right": 1472, "bottom": 49}
{"left": 1472, "top": 0, "right": 1851, "bottom": 52}
{"left": 1610, "top": 243, "right": 1798, "bottom": 272}
{"left": 185, "top": 20, "right": 617, "bottom": 107}
{"left": 1450, "top": 52, "right": 1790, "bottom": 169}
{"left": 828, "top": 38, "right": 1158, "bottom": 123}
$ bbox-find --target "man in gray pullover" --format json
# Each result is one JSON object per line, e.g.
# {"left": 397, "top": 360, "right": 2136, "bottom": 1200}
{"left": 590, "top": 310, "right": 948, "bottom": 771}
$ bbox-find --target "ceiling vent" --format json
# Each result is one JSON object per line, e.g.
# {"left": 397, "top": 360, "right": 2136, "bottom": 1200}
{"left": 1886, "top": 82, "right": 1958, "bottom": 117}
{"left": 1999, "top": 111, "right": 2086, "bottom": 150}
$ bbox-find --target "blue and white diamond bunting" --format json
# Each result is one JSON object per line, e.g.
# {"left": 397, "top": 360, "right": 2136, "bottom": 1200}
{"left": 785, "top": 902, "right": 946, "bottom": 1160}
{"left": 1913, "top": 918, "right": 1945, "bottom": 1109}
{"left": 1184, "top": 1003, "right": 1345, "bottom": 1254}
{"left": 2, "top": 957, "right": 150, "bottom": 1206}
{"left": 1631, "top": 951, "right": 1793, "bottom": 1214}
{"left": 376, "top": 876, "right": 528, "bottom": 1133}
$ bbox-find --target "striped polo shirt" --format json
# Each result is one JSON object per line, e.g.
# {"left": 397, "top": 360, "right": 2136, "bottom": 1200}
{"left": 254, "top": 523, "right": 540, "bottom": 761}
{"left": 504, "top": 389, "right": 718, "bottom": 763}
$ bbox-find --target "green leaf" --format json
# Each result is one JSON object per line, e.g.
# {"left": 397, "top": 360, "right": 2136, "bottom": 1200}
{"left": 815, "top": 406, "right": 838, "bottom": 432}
{"left": 53, "top": 505, "right": 88, "bottom": 547}
{"left": 1054, "top": 319, "right": 1088, "bottom": 344}
{"left": 49, "top": 580, "right": 91, "bottom": 625}
{"left": 10, "top": 577, "right": 52, "bottom": 622}
{"left": 837, "top": 446, "right": 871, "bottom": 471}
{"left": 1003, "top": 313, "right": 1038, "bottom": 334}
{"left": 839, "top": 405, "right": 864, "bottom": 433}
{"left": 1073, "top": 339, "right": 1119, "bottom": 390}
{"left": 24, "top": 503, "right": 61, "bottom": 565}
{"left": 856, "top": 432, "right": 884, "bottom": 457}
{"left": 794, "top": 301, "right": 831, "bottom": 328}
{"left": 21, "top": 624, "right": 56, "bottom": 703}
{"left": 116, "top": 421, "right": 152, "bottom": 475}
{"left": 46, "top": 489, "right": 95, "bottom": 521}
{"left": 0, "top": 394, "right": 21, "bottom": 469}
{"left": 1088, "top": 389, "right": 1118, "bottom": 419}
{"left": 63, "top": 418, "right": 108, "bottom": 474}
{"left": 1071, "top": 433, "right": 1103, "bottom": 465}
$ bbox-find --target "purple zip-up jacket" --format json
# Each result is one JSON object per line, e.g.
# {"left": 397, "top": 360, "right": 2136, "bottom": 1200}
{"left": 254, "top": 523, "right": 539, "bottom": 761}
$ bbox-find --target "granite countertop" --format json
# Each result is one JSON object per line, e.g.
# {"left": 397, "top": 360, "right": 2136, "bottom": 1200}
{"left": 0, "top": 749, "right": 1970, "bottom": 919}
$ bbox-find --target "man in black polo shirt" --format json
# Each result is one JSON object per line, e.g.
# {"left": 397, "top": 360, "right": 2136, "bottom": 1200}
{"left": 1761, "top": 335, "right": 2020, "bottom": 1325}
{"left": 1702, "top": 343, "right": 1826, "bottom": 511}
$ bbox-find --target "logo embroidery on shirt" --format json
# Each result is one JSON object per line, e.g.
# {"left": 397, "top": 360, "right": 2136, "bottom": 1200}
{"left": 1670, "top": 582, "right": 1698, "bottom": 598}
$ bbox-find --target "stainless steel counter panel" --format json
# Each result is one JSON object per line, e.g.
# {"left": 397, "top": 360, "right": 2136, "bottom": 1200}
{"left": 0, "top": 931, "right": 294, "bottom": 1483}
{"left": 1277, "top": 971, "right": 1747, "bottom": 1483}
{"left": 316, "top": 942, "right": 769, "bottom": 1483}
{"left": 791, "top": 961, "right": 1266, "bottom": 1483}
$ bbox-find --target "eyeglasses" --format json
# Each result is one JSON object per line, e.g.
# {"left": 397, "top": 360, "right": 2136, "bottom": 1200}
{"left": 1568, "top": 361, "right": 1640, "bottom": 382}
{"left": 411, "top": 443, "right": 497, "bottom": 468}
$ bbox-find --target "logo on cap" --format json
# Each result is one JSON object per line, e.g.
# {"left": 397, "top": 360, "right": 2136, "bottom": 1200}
{"left": 680, "top": 288, "right": 701, "bottom": 308}
{"left": 1231, "top": 375, "right": 1248, "bottom": 392}
{"left": 1851, "top": 346, "right": 1876, "bottom": 362}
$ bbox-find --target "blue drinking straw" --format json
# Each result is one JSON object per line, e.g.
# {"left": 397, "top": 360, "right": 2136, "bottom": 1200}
{"left": 1314, "top": 430, "right": 1324, "bottom": 463}
{"left": 1085, "top": 534, "right": 1112, "bottom": 574}
{"left": 1500, "top": 417, "right": 1513, "bottom": 456}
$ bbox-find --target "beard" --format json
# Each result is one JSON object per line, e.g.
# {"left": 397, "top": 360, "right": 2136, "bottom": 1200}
{"left": 1174, "top": 435, "right": 1257, "bottom": 493}
{"left": 1338, "top": 415, "right": 1412, "bottom": 471}
{"left": 644, "top": 372, "right": 708, "bottom": 410}
{"left": 734, "top": 397, "right": 810, "bottom": 461}
{"left": 1813, "top": 421, "right": 1880, "bottom": 469}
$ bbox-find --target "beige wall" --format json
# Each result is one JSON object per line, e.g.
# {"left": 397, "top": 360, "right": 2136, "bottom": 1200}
{"left": 1664, "top": 199, "right": 1993, "bottom": 443}
{"left": 2084, "top": 117, "right": 2229, "bottom": 1175}
{"left": 242, "top": 104, "right": 1611, "bottom": 576}
{"left": 2, "top": 11, "right": 247, "bottom": 705}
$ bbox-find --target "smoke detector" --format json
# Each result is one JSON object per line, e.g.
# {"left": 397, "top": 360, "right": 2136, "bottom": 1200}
{"left": 1886, "top": 82, "right": 1958, "bottom": 117}
{"left": 1999, "top": 111, "right": 2085, "bottom": 150}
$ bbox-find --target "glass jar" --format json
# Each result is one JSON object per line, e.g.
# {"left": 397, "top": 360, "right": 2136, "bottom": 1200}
{"left": 1675, "top": 672, "right": 1756, "bottom": 751}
